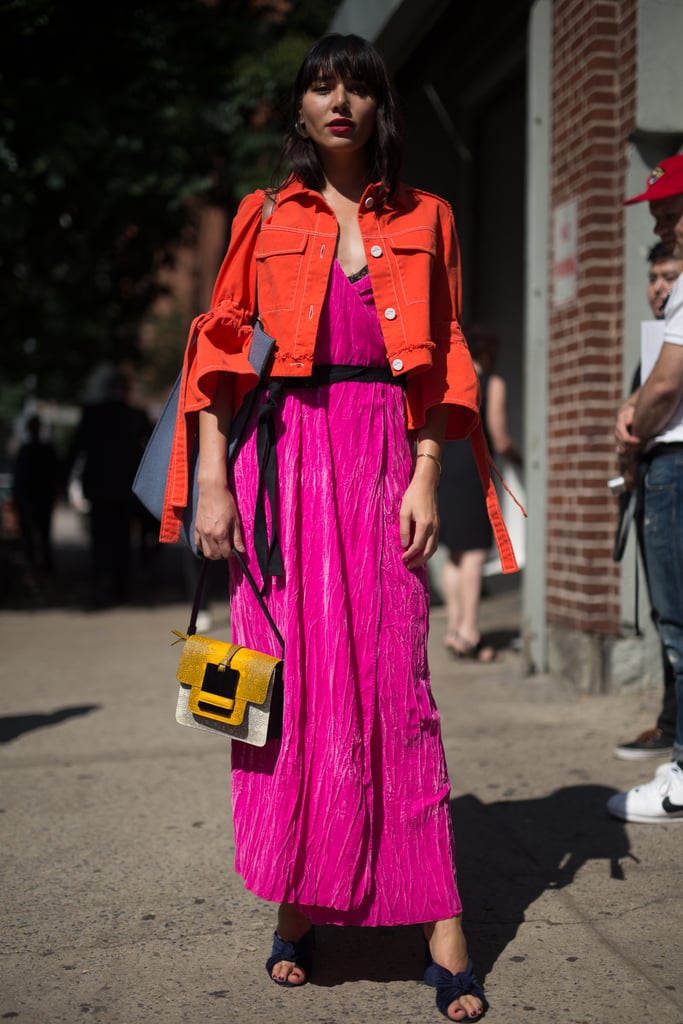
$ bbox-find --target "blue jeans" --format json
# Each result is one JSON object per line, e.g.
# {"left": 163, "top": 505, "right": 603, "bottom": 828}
{"left": 641, "top": 447, "right": 683, "bottom": 760}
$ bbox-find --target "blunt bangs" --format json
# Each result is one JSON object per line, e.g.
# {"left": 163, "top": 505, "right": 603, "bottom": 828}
{"left": 296, "top": 34, "right": 388, "bottom": 103}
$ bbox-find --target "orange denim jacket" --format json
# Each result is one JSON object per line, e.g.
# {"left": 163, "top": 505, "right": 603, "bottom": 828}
{"left": 160, "top": 178, "right": 520, "bottom": 571}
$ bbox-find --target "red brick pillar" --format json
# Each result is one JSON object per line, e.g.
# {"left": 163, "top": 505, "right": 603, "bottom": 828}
{"left": 546, "top": 0, "right": 637, "bottom": 682}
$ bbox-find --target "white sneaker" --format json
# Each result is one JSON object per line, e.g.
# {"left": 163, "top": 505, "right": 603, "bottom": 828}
{"left": 606, "top": 762, "right": 683, "bottom": 823}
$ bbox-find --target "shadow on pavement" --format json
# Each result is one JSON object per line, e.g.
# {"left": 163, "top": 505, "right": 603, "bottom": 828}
{"left": 452, "top": 787, "right": 632, "bottom": 978}
{"left": 307, "top": 923, "right": 425, "bottom": 986}
{"left": 0, "top": 704, "right": 101, "bottom": 743}
{"left": 306, "top": 784, "right": 629, "bottom": 988}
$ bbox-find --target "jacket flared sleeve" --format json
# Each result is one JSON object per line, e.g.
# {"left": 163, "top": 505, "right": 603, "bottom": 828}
{"left": 159, "top": 189, "right": 266, "bottom": 543}
{"left": 404, "top": 199, "right": 480, "bottom": 440}
{"left": 406, "top": 200, "right": 522, "bottom": 574}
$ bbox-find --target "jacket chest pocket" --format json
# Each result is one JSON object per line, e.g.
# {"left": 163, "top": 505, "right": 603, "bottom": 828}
{"left": 387, "top": 228, "right": 436, "bottom": 306}
{"left": 256, "top": 227, "right": 308, "bottom": 313}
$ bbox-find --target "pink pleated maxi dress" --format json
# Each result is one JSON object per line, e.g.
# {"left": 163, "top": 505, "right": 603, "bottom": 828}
{"left": 228, "top": 259, "right": 462, "bottom": 927}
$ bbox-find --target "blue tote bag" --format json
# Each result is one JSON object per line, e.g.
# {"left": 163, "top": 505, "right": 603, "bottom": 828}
{"left": 132, "top": 320, "right": 276, "bottom": 554}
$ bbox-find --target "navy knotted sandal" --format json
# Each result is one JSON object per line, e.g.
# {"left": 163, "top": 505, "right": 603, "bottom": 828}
{"left": 265, "top": 928, "right": 314, "bottom": 987}
{"left": 424, "top": 956, "right": 488, "bottom": 1020}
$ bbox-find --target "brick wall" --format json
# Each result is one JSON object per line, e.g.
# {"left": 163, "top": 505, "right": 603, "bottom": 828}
{"left": 547, "top": 0, "right": 637, "bottom": 635}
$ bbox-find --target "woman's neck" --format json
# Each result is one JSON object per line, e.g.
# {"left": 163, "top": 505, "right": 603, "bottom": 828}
{"left": 318, "top": 153, "right": 371, "bottom": 205}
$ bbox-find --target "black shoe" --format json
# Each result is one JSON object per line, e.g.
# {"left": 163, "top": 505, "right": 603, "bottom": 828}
{"left": 613, "top": 727, "right": 674, "bottom": 761}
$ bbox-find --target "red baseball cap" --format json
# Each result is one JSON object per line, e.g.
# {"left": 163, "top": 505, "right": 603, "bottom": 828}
{"left": 623, "top": 154, "right": 683, "bottom": 205}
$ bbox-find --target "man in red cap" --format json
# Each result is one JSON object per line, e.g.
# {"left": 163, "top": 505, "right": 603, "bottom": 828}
{"left": 612, "top": 241, "right": 683, "bottom": 762}
{"left": 608, "top": 153, "right": 683, "bottom": 823}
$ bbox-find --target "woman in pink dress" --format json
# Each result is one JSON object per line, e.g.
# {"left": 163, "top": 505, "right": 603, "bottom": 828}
{"left": 174, "top": 32, "right": 517, "bottom": 1022}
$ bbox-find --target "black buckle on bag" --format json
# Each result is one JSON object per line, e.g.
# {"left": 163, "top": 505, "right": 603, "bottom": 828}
{"left": 197, "top": 661, "right": 240, "bottom": 718}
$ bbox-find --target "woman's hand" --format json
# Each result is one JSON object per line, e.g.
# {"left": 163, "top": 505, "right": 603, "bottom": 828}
{"left": 194, "top": 479, "right": 245, "bottom": 560}
{"left": 400, "top": 463, "right": 440, "bottom": 569}
{"left": 402, "top": 407, "right": 447, "bottom": 569}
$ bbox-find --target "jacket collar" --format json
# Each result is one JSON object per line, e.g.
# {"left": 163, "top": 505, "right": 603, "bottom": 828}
{"left": 273, "top": 176, "right": 407, "bottom": 213}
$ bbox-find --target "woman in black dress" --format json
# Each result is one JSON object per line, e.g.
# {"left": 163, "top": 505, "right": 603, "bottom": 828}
{"left": 437, "top": 324, "right": 521, "bottom": 661}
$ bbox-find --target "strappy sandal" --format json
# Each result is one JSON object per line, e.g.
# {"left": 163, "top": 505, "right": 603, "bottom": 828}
{"left": 444, "top": 632, "right": 497, "bottom": 664}
{"left": 424, "top": 956, "right": 488, "bottom": 1020}
{"left": 265, "top": 928, "right": 314, "bottom": 987}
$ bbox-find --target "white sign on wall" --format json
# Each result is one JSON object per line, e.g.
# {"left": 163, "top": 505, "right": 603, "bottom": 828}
{"left": 552, "top": 198, "right": 578, "bottom": 307}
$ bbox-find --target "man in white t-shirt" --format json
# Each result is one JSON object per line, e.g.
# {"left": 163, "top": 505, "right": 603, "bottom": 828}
{"left": 612, "top": 243, "right": 683, "bottom": 762}
{"left": 609, "top": 153, "right": 683, "bottom": 823}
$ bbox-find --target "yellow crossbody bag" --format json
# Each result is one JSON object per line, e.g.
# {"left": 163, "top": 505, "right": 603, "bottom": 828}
{"left": 173, "top": 551, "right": 284, "bottom": 746}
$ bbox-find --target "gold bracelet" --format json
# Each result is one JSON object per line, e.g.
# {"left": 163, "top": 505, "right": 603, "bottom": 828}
{"left": 416, "top": 451, "right": 442, "bottom": 471}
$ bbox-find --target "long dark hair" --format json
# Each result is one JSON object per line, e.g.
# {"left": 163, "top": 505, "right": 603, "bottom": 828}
{"left": 271, "top": 34, "right": 404, "bottom": 199}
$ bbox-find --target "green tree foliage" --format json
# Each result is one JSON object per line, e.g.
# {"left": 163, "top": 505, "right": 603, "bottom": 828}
{"left": 0, "top": 0, "right": 340, "bottom": 419}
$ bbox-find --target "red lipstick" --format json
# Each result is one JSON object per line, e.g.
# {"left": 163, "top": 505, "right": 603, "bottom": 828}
{"left": 328, "top": 118, "right": 353, "bottom": 135}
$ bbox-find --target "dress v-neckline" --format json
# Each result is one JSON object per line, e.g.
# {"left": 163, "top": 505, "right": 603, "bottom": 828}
{"left": 337, "top": 260, "right": 369, "bottom": 284}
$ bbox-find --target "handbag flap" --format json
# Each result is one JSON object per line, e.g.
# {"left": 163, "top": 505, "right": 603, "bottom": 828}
{"left": 175, "top": 633, "right": 281, "bottom": 727}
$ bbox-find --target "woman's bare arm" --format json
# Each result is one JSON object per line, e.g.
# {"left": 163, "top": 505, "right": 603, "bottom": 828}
{"left": 485, "top": 374, "right": 522, "bottom": 465}
{"left": 194, "top": 374, "right": 245, "bottom": 559}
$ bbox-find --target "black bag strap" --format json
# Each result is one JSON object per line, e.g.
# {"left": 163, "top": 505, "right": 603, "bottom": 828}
{"left": 187, "top": 192, "right": 285, "bottom": 650}
{"left": 187, "top": 551, "right": 284, "bottom": 654}
{"left": 611, "top": 462, "right": 644, "bottom": 636}
{"left": 612, "top": 487, "right": 637, "bottom": 562}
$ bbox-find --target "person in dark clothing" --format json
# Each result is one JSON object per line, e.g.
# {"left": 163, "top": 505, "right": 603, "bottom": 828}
{"left": 12, "top": 413, "right": 60, "bottom": 573}
{"left": 66, "top": 368, "right": 152, "bottom": 605}
{"left": 437, "top": 324, "right": 522, "bottom": 662}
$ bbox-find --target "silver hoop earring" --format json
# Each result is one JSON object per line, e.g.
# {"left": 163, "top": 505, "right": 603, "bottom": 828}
{"left": 295, "top": 120, "right": 308, "bottom": 138}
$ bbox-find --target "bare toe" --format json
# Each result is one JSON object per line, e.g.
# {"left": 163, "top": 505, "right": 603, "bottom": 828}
{"left": 448, "top": 1003, "right": 467, "bottom": 1022}
{"left": 265, "top": 924, "right": 314, "bottom": 986}
{"left": 450, "top": 993, "right": 484, "bottom": 1020}
{"left": 271, "top": 960, "right": 306, "bottom": 985}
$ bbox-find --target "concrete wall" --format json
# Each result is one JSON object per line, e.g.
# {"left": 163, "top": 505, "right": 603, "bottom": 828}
{"left": 330, "top": 0, "right": 402, "bottom": 39}
{"left": 637, "top": 0, "right": 683, "bottom": 132}
{"left": 330, "top": 0, "right": 448, "bottom": 69}
{"left": 521, "top": 0, "right": 552, "bottom": 673}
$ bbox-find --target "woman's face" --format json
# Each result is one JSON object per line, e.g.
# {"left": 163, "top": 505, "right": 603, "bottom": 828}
{"left": 299, "top": 73, "right": 377, "bottom": 159}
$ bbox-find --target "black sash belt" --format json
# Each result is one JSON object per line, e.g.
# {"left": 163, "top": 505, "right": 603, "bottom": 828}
{"left": 253, "top": 364, "right": 406, "bottom": 589}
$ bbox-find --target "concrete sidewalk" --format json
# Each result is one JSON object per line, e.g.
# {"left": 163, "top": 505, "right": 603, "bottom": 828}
{"left": 1, "top": 516, "right": 681, "bottom": 1024}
